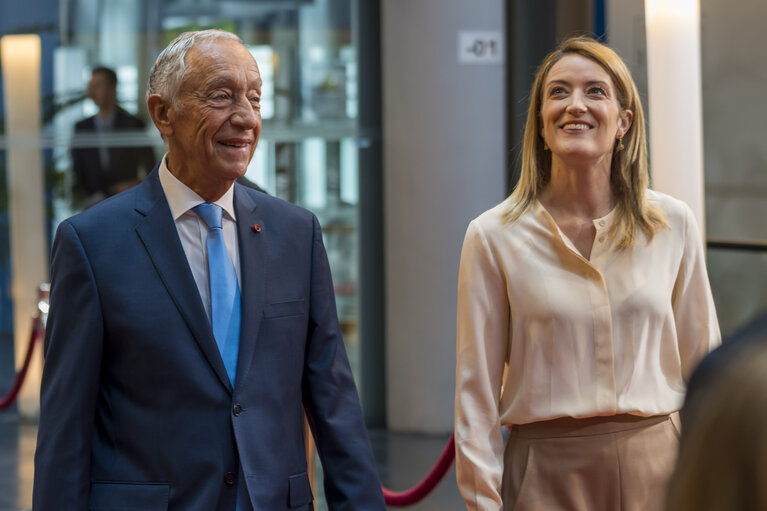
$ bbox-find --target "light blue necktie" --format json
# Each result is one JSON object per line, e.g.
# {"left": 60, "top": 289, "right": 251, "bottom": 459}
{"left": 193, "top": 203, "right": 241, "bottom": 388}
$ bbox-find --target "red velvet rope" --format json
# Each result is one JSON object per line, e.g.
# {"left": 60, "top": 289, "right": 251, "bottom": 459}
{"left": 382, "top": 432, "right": 455, "bottom": 506}
{"left": 0, "top": 318, "right": 42, "bottom": 411}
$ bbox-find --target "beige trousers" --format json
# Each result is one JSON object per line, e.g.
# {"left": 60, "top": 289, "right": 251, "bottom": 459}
{"left": 502, "top": 414, "right": 679, "bottom": 511}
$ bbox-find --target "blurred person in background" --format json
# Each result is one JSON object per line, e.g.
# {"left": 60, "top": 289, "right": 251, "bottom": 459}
{"left": 454, "top": 36, "right": 720, "bottom": 511}
{"left": 665, "top": 313, "right": 767, "bottom": 510}
{"left": 71, "top": 66, "right": 155, "bottom": 208}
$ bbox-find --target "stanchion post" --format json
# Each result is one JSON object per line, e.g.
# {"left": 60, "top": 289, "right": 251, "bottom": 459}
{"left": 37, "top": 283, "right": 50, "bottom": 330}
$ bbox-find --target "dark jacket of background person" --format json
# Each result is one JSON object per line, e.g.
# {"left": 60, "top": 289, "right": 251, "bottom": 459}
{"left": 665, "top": 312, "right": 767, "bottom": 511}
{"left": 71, "top": 107, "right": 156, "bottom": 203}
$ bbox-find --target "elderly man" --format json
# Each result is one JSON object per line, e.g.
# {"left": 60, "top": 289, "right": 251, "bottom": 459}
{"left": 33, "top": 30, "right": 385, "bottom": 510}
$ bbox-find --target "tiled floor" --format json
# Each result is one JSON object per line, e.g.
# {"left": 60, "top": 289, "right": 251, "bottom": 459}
{"left": 0, "top": 415, "right": 35, "bottom": 511}
{"left": 371, "top": 429, "right": 464, "bottom": 511}
{"left": 0, "top": 414, "right": 463, "bottom": 511}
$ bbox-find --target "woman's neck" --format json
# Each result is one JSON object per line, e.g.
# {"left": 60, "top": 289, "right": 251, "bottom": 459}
{"left": 539, "top": 157, "right": 614, "bottom": 219}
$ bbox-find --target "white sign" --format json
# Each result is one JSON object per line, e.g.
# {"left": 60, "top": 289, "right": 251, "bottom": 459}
{"left": 458, "top": 30, "right": 504, "bottom": 64}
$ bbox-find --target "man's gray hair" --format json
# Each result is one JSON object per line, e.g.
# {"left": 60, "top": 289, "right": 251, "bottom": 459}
{"left": 147, "top": 29, "right": 242, "bottom": 104}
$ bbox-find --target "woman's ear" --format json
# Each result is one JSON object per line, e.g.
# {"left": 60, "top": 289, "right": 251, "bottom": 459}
{"left": 618, "top": 109, "right": 634, "bottom": 138}
{"left": 147, "top": 94, "right": 174, "bottom": 139}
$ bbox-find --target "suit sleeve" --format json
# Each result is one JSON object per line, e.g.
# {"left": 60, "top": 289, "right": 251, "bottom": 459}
{"left": 454, "top": 220, "right": 508, "bottom": 511}
{"left": 671, "top": 203, "right": 721, "bottom": 381}
{"left": 33, "top": 220, "right": 104, "bottom": 510}
{"left": 301, "top": 215, "right": 385, "bottom": 510}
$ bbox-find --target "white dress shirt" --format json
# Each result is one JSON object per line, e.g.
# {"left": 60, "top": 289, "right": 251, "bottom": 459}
{"left": 454, "top": 189, "right": 721, "bottom": 510}
{"left": 158, "top": 155, "right": 241, "bottom": 322}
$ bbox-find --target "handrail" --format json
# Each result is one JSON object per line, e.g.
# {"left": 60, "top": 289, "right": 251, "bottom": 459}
{"left": 707, "top": 238, "right": 767, "bottom": 253}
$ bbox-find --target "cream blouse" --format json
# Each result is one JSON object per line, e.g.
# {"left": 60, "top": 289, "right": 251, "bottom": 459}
{"left": 454, "top": 190, "right": 721, "bottom": 510}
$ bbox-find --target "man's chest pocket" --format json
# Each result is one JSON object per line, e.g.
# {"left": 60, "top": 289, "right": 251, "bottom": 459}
{"left": 89, "top": 481, "right": 169, "bottom": 511}
{"left": 263, "top": 299, "right": 305, "bottom": 319}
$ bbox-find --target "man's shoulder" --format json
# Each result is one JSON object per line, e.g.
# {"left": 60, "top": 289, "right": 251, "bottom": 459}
{"left": 114, "top": 108, "right": 146, "bottom": 129}
{"left": 74, "top": 110, "right": 146, "bottom": 131}
{"left": 66, "top": 185, "right": 143, "bottom": 231}
{"left": 74, "top": 115, "right": 96, "bottom": 131}
{"left": 235, "top": 184, "right": 314, "bottom": 222}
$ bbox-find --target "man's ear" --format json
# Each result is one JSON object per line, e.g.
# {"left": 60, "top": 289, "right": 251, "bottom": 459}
{"left": 147, "top": 94, "right": 174, "bottom": 138}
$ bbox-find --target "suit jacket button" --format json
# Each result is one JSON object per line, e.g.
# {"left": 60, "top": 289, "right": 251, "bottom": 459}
{"left": 225, "top": 472, "right": 236, "bottom": 486}
{"left": 233, "top": 404, "right": 243, "bottom": 416}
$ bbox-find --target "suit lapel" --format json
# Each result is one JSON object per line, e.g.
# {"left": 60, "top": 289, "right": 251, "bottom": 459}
{"left": 133, "top": 171, "right": 234, "bottom": 394}
{"left": 233, "top": 185, "right": 267, "bottom": 389}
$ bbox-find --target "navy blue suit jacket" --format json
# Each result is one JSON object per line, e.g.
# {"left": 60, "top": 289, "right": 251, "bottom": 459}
{"left": 33, "top": 168, "right": 385, "bottom": 510}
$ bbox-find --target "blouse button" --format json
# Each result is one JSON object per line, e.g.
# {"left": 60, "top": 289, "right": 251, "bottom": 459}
{"left": 599, "top": 220, "right": 606, "bottom": 227}
{"left": 599, "top": 236, "right": 606, "bottom": 243}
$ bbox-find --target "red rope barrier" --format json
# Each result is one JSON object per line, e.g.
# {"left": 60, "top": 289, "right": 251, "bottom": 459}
{"left": 0, "top": 318, "right": 42, "bottom": 411}
{"left": 382, "top": 432, "right": 455, "bottom": 506}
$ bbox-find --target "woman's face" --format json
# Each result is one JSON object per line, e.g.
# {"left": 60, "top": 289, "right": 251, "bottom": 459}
{"left": 539, "top": 54, "right": 632, "bottom": 168}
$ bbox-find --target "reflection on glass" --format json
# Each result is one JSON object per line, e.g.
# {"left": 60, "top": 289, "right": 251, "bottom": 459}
{"left": 244, "top": 143, "right": 270, "bottom": 192}
{"left": 247, "top": 46, "right": 275, "bottom": 120}
{"left": 340, "top": 137, "right": 358, "bottom": 205}
{"left": 302, "top": 138, "right": 328, "bottom": 210}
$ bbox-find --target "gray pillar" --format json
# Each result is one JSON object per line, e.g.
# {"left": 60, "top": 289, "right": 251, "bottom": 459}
{"left": 382, "top": 0, "right": 506, "bottom": 434}
{"left": 605, "top": 0, "right": 648, "bottom": 112}
{"left": 507, "top": 0, "right": 556, "bottom": 190}
{"left": 506, "top": 0, "right": 592, "bottom": 190}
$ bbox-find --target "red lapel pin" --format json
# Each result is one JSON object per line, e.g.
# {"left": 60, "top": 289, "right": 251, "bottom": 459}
{"left": 252, "top": 224, "right": 262, "bottom": 233}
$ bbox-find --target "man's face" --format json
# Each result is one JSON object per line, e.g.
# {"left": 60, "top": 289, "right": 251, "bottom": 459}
{"left": 87, "top": 72, "right": 116, "bottom": 110}
{"left": 165, "top": 39, "right": 262, "bottom": 193}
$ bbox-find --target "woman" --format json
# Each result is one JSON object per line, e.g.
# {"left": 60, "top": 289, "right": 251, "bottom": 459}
{"left": 454, "top": 36, "right": 720, "bottom": 510}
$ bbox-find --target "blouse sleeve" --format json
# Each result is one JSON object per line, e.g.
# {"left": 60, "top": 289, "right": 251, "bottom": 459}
{"left": 454, "top": 219, "right": 510, "bottom": 511}
{"left": 671, "top": 203, "right": 721, "bottom": 381}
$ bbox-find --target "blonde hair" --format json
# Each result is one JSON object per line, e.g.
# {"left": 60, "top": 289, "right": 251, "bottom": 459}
{"left": 502, "top": 36, "right": 668, "bottom": 247}
{"left": 665, "top": 343, "right": 767, "bottom": 510}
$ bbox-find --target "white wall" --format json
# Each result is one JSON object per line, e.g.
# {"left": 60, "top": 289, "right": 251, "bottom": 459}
{"left": 382, "top": 1, "right": 506, "bottom": 433}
